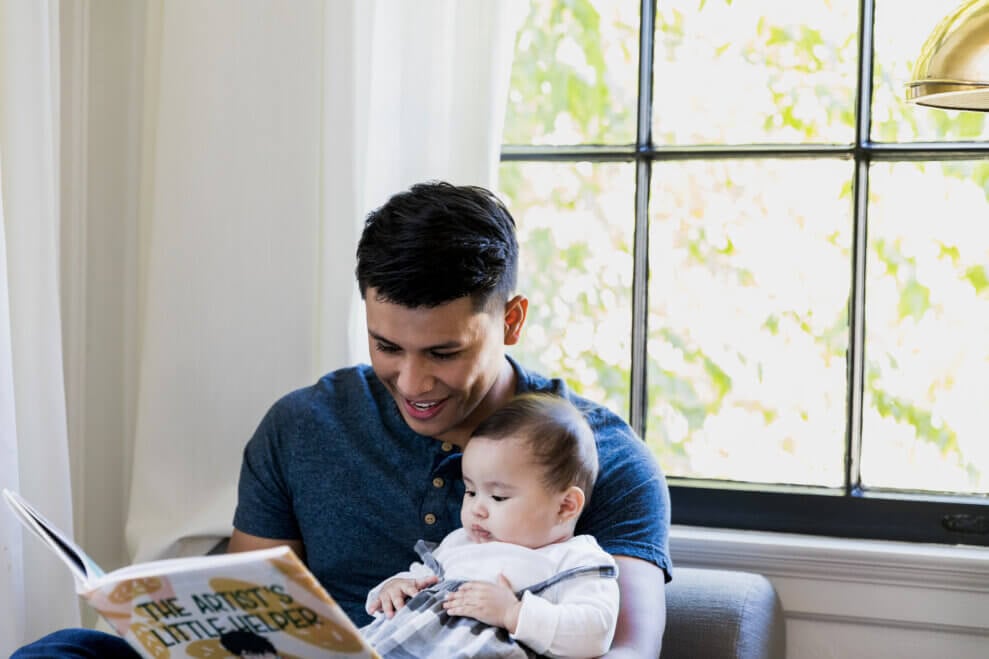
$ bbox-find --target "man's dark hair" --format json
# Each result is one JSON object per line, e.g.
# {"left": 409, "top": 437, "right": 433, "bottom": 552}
{"left": 471, "top": 392, "right": 598, "bottom": 503}
{"left": 355, "top": 180, "right": 519, "bottom": 310}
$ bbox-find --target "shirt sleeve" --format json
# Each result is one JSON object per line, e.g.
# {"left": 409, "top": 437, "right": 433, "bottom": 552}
{"left": 232, "top": 399, "right": 302, "bottom": 540}
{"left": 511, "top": 573, "right": 619, "bottom": 658}
{"left": 577, "top": 407, "right": 673, "bottom": 581}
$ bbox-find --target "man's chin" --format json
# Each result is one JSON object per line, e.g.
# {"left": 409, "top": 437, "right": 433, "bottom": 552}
{"left": 388, "top": 393, "right": 471, "bottom": 442}
{"left": 396, "top": 405, "right": 453, "bottom": 438}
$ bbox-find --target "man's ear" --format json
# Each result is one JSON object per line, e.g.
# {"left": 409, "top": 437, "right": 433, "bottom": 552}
{"left": 503, "top": 294, "right": 528, "bottom": 346}
{"left": 557, "top": 486, "right": 586, "bottom": 522}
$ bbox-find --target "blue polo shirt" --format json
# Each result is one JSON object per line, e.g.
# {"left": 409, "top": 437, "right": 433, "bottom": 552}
{"left": 233, "top": 356, "right": 672, "bottom": 626}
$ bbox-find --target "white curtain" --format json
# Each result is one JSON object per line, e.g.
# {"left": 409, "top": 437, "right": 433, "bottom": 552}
{"left": 0, "top": 0, "right": 81, "bottom": 653}
{"left": 125, "top": 0, "right": 525, "bottom": 566}
{"left": 0, "top": 0, "right": 524, "bottom": 649}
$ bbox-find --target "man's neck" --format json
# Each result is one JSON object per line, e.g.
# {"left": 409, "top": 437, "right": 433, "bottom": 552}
{"left": 441, "top": 357, "right": 517, "bottom": 449}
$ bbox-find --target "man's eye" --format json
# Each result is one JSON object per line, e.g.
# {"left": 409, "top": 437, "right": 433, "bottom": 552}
{"left": 376, "top": 342, "right": 400, "bottom": 354}
{"left": 431, "top": 351, "right": 458, "bottom": 361}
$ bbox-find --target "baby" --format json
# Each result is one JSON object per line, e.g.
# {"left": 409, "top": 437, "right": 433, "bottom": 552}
{"left": 361, "top": 392, "right": 619, "bottom": 659}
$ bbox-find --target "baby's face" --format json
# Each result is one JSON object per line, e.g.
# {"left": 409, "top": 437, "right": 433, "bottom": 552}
{"left": 460, "top": 434, "right": 570, "bottom": 548}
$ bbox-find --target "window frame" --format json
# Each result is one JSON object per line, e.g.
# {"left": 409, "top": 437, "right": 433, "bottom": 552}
{"left": 500, "top": 0, "right": 989, "bottom": 547}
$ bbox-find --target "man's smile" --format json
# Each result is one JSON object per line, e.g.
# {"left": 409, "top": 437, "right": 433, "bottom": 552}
{"left": 403, "top": 397, "right": 448, "bottom": 420}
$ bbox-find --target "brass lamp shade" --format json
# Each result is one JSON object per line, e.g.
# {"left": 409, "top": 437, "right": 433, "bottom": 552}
{"left": 907, "top": 0, "right": 989, "bottom": 111}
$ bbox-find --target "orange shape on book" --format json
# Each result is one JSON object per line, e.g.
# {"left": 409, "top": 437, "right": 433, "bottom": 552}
{"left": 184, "top": 639, "right": 225, "bottom": 658}
{"left": 110, "top": 577, "right": 165, "bottom": 604}
{"left": 130, "top": 620, "right": 172, "bottom": 659}
{"left": 186, "top": 638, "right": 304, "bottom": 659}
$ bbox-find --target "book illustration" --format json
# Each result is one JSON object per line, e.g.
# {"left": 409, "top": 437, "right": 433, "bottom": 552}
{"left": 3, "top": 488, "right": 379, "bottom": 659}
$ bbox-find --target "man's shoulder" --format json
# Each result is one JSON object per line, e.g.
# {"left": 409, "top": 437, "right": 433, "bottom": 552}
{"left": 512, "top": 357, "right": 612, "bottom": 414}
{"left": 273, "top": 364, "right": 378, "bottom": 407}
{"left": 258, "top": 364, "right": 388, "bottom": 435}
{"left": 510, "top": 356, "right": 640, "bottom": 445}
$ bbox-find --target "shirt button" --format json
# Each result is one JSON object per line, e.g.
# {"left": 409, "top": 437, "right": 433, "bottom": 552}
{"left": 441, "top": 442, "right": 453, "bottom": 452}
{"left": 424, "top": 513, "right": 437, "bottom": 525}
{"left": 432, "top": 477, "right": 445, "bottom": 488}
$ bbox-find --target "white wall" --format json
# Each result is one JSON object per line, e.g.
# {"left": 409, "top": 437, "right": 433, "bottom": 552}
{"left": 60, "top": 2, "right": 989, "bottom": 655}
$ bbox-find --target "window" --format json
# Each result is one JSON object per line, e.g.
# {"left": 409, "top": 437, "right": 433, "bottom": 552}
{"left": 500, "top": 0, "right": 989, "bottom": 546}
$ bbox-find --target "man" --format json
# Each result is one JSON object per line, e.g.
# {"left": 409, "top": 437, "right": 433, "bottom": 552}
{"left": 14, "top": 181, "right": 671, "bottom": 658}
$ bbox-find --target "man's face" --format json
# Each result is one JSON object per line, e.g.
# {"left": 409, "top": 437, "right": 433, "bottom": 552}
{"left": 365, "top": 290, "right": 525, "bottom": 446}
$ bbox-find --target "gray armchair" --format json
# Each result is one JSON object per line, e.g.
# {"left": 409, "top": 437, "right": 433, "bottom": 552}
{"left": 662, "top": 567, "right": 786, "bottom": 659}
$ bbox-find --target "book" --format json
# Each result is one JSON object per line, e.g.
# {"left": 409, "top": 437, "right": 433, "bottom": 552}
{"left": 3, "top": 488, "right": 380, "bottom": 659}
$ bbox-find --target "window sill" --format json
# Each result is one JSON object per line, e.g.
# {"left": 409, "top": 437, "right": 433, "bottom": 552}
{"left": 670, "top": 525, "right": 989, "bottom": 636}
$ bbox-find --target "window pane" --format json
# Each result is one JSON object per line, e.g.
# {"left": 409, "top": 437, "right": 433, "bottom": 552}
{"left": 872, "top": 0, "right": 989, "bottom": 143}
{"left": 504, "top": 0, "right": 639, "bottom": 146}
{"left": 652, "top": 0, "right": 857, "bottom": 146}
{"left": 863, "top": 161, "right": 989, "bottom": 495}
{"left": 647, "top": 160, "right": 852, "bottom": 486}
{"left": 499, "top": 161, "right": 634, "bottom": 420}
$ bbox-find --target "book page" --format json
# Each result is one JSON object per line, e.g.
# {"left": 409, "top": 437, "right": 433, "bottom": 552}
{"left": 83, "top": 545, "right": 379, "bottom": 659}
{"left": 2, "top": 488, "right": 104, "bottom": 587}
{"left": 91, "top": 547, "right": 291, "bottom": 588}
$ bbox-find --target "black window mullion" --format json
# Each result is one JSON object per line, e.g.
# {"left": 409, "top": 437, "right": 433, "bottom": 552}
{"left": 848, "top": 157, "right": 869, "bottom": 496}
{"left": 854, "top": 0, "right": 876, "bottom": 145}
{"left": 846, "top": 0, "right": 876, "bottom": 495}
{"left": 630, "top": 0, "right": 657, "bottom": 437}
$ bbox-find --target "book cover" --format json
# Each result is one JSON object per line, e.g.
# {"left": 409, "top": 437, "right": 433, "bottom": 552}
{"left": 3, "top": 488, "right": 380, "bottom": 659}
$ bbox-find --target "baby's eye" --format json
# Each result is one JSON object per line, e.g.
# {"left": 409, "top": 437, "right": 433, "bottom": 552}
{"left": 492, "top": 495, "right": 508, "bottom": 502}
{"left": 464, "top": 490, "right": 476, "bottom": 497}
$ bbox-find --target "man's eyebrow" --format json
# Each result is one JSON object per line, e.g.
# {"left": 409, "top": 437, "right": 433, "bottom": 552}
{"left": 367, "top": 331, "right": 462, "bottom": 351}
{"left": 425, "top": 341, "right": 462, "bottom": 350}
{"left": 367, "top": 331, "right": 395, "bottom": 344}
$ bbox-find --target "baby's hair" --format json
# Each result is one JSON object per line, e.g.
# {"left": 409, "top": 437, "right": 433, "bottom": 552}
{"left": 471, "top": 392, "right": 598, "bottom": 502}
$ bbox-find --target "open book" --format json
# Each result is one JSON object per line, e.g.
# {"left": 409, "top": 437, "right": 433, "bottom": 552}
{"left": 3, "top": 488, "right": 380, "bottom": 659}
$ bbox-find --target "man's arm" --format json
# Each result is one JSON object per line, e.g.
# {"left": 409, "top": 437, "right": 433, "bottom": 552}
{"left": 603, "top": 556, "right": 667, "bottom": 658}
{"left": 227, "top": 528, "right": 306, "bottom": 561}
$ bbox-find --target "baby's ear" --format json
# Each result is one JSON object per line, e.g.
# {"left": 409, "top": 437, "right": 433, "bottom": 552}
{"left": 558, "top": 486, "right": 586, "bottom": 522}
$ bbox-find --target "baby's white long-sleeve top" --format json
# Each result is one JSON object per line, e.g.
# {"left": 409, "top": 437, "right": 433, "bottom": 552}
{"left": 365, "top": 529, "right": 619, "bottom": 658}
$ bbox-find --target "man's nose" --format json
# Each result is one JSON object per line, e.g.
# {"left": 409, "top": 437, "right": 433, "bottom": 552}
{"left": 397, "top": 356, "right": 434, "bottom": 396}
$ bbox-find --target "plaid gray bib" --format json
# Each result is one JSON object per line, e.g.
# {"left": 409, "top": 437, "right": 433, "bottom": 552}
{"left": 361, "top": 540, "right": 618, "bottom": 659}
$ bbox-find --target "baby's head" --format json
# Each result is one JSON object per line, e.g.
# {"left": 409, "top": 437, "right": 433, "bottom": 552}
{"left": 460, "top": 392, "right": 598, "bottom": 549}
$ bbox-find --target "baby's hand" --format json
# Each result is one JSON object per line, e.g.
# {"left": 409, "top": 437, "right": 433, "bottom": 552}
{"left": 368, "top": 575, "right": 439, "bottom": 618}
{"left": 443, "top": 574, "right": 522, "bottom": 632}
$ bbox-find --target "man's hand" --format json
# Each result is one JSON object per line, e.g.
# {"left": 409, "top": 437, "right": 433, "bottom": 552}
{"left": 443, "top": 575, "right": 522, "bottom": 632}
{"left": 367, "top": 575, "right": 439, "bottom": 618}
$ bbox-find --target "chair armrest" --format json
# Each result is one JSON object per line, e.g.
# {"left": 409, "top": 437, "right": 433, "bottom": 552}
{"left": 661, "top": 567, "right": 786, "bottom": 659}
{"left": 207, "top": 537, "right": 230, "bottom": 555}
